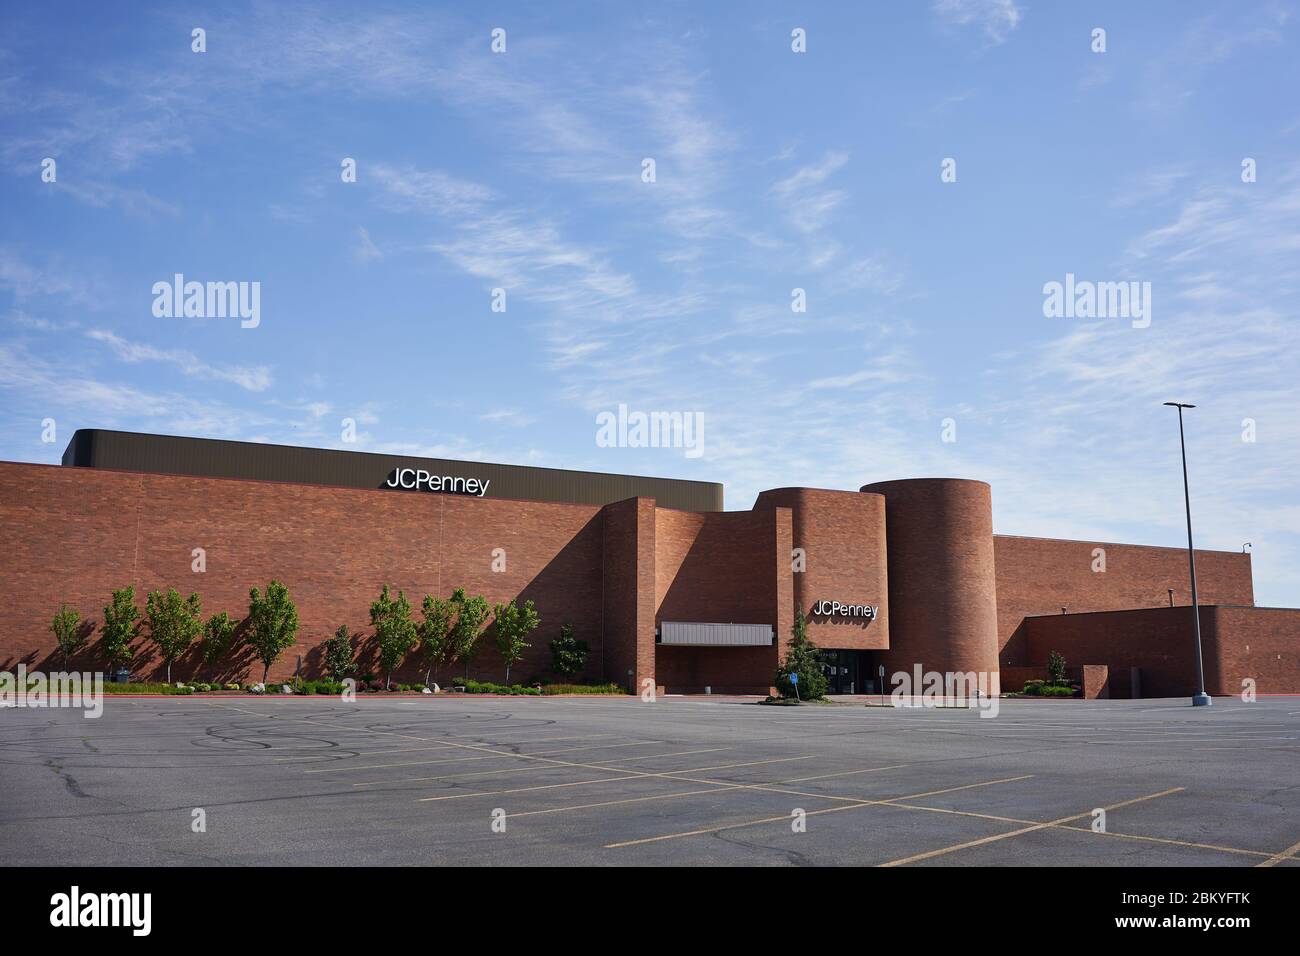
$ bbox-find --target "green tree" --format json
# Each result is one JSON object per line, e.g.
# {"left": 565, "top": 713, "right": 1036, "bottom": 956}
{"left": 370, "top": 584, "right": 417, "bottom": 689}
{"left": 247, "top": 580, "right": 299, "bottom": 684}
{"left": 492, "top": 598, "right": 540, "bottom": 683}
{"left": 549, "top": 623, "right": 588, "bottom": 680}
{"left": 450, "top": 587, "right": 490, "bottom": 680}
{"left": 321, "top": 625, "right": 356, "bottom": 682}
{"left": 1047, "top": 650, "right": 1067, "bottom": 687}
{"left": 145, "top": 588, "right": 203, "bottom": 683}
{"left": 201, "top": 611, "right": 238, "bottom": 681}
{"left": 417, "top": 595, "right": 455, "bottom": 687}
{"left": 101, "top": 586, "right": 140, "bottom": 677}
{"left": 51, "top": 604, "right": 85, "bottom": 671}
{"left": 774, "top": 608, "right": 828, "bottom": 700}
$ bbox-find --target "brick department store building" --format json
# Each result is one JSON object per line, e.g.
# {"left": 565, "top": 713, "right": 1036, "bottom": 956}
{"left": 0, "top": 429, "right": 1296, "bottom": 698}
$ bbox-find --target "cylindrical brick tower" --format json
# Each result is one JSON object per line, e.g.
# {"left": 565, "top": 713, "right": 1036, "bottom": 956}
{"left": 860, "top": 478, "right": 999, "bottom": 694}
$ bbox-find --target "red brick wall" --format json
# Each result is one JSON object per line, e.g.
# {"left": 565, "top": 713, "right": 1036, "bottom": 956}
{"left": 601, "top": 497, "right": 656, "bottom": 694}
{"left": 862, "top": 479, "right": 1001, "bottom": 693}
{"left": 0, "top": 461, "right": 610, "bottom": 685}
{"left": 1206, "top": 606, "right": 1300, "bottom": 697}
{"left": 1021, "top": 605, "right": 1299, "bottom": 698}
{"left": 652, "top": 505, "right": 790, "bottom": 694}
{"left": 995, "top": 535, "right": 1254, "bottom": 665}
{"left": 755, "top": 489, "right": 888, "bottom": 651}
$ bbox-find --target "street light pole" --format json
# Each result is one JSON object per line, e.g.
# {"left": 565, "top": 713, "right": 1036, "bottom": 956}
{"left": 1163, "top": 402, "right": 1212, "bottom": 707}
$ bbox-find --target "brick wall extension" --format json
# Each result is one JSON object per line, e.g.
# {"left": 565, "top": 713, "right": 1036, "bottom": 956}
{"left": 652, "top": 504, "right": 792, "bottom": 694}
{"left": 1022, "top": 604, "right": 1299, "bottom": 698}
{"left": 995, "top": 535, "right": 1254, "bottom": 665}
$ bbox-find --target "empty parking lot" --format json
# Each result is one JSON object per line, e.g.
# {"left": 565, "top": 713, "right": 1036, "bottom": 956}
{"left": 1, "top": 695, "right": 1297, "bottom": 866}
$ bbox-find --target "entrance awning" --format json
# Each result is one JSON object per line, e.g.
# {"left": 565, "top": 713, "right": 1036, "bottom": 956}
{"left": 658, "top": 622, "right": 775, "bottom": 646}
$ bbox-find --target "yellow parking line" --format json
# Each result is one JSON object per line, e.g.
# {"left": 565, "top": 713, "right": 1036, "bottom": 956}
{"left": 878, "top": 787, "right": 1184, "bottom": 867}
{"left": 275, "top": 733, "right": 622, "bottom": 760}
{"left": 307, "top": 740, "right": 668, "bottom": 774}
{"left": 496, "top": 761, "right": 917, "bottom": 821}
{"left": 506, "top": 786, "right": 743, "bottom": 818}
{"left": 1256, "top": 837, "right": 1300, "bottom": 867}
{"left": 604, "top": 775, "right": 1034, "bottom": 848}
{"left": 353, "top": 748, "right": 730, "bottom": 787}
{"left": 882, "top": 802, "right": 1274, "bottom": 860}
{"left": 416, "top": 755, "right": 818, "bottom": 803}
{"left": 781, "top": 762, "right": 917, "bottom": 783}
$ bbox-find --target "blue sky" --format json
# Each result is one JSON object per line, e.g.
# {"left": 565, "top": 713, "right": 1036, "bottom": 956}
{"left": 1, "top": 1, "right": 1297, "bottom": 606}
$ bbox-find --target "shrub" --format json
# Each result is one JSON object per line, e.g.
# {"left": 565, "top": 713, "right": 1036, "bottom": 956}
{"left": 224, "top": 683, "right": 241, "bottom": 691}
{"left": 100, "top": 681, "right": 197, "bottom": 695}
{"left": 541, "top": 683, "right": 623, "bottom": 696}
{"left": 1022, "top": 680, "right": 1045, "bottom": 696}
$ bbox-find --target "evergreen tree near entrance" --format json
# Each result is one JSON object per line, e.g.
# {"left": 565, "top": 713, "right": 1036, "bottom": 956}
{"left": 774, "top": 608, "right": 828, "bottom": 700}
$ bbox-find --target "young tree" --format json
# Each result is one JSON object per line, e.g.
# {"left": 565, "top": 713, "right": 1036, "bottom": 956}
{"left": 370, "top": 584, "right": 417, "bottom": 690}
{"left": 247, "top": 580, "right": 299, "bottom": 684}
{"left": 101, "top": 586, "right": 141, "bottom": 678}
{"left": 1047, "top": 650, "right": 1068, "bottom": 687}
{"left": 145, "top": 588, "right": 203, "bottom": 684}
{"left": 51, "top": 604, "right": 85, "bottom": 671}
{"left": 549, "top": 623, "right": 588, "bottom": 681}
{"left": 417, "top": 595, "right": 455, "bottom": 686}
{"left": 492, "top": 598, "right": 540, "bottom": 684}
{"left": 201, "top": 611, "right": 238, "bottom": 682}
{"left": 450, "top": 587, "right": 490, "bottom": 680}
{"left": 774, "top": 608, "right": 828, "bottom": 700}
{"left": 321, "top": 625, "right": 356, "bottom": 682}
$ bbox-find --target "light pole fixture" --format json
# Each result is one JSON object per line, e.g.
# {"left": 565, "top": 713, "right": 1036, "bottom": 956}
{"left": 1164, "top": 402, "right": 1212, "bottom": 707}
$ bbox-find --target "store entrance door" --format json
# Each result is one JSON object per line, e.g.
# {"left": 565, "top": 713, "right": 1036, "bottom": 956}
{"left": 819, "top": 650, "right": 865, "bottom": 695}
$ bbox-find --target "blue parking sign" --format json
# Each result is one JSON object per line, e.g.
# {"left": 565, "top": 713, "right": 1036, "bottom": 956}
{"left": 791, "top": 673, "right": 798, "bottom": 685}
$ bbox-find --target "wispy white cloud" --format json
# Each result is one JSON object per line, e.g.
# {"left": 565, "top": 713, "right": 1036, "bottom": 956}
{"left": 933, "top": 0, "right": 1023, "bottom": 45}
{"left": 86, "top": 329, "right": 273, "bottom": 392}
{"left": 352, "top": 226, "right": 382, "bottom": 263}
{"left": 770, "top": 151, "right": 849, "bottom": 233}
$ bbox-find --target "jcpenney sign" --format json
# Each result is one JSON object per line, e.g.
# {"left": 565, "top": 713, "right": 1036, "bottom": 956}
{"left": 383, "top": 468, "right": 491, "bottom": 498}
{"left": 811, "top": 600, "right": 878, "bottom": 620}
